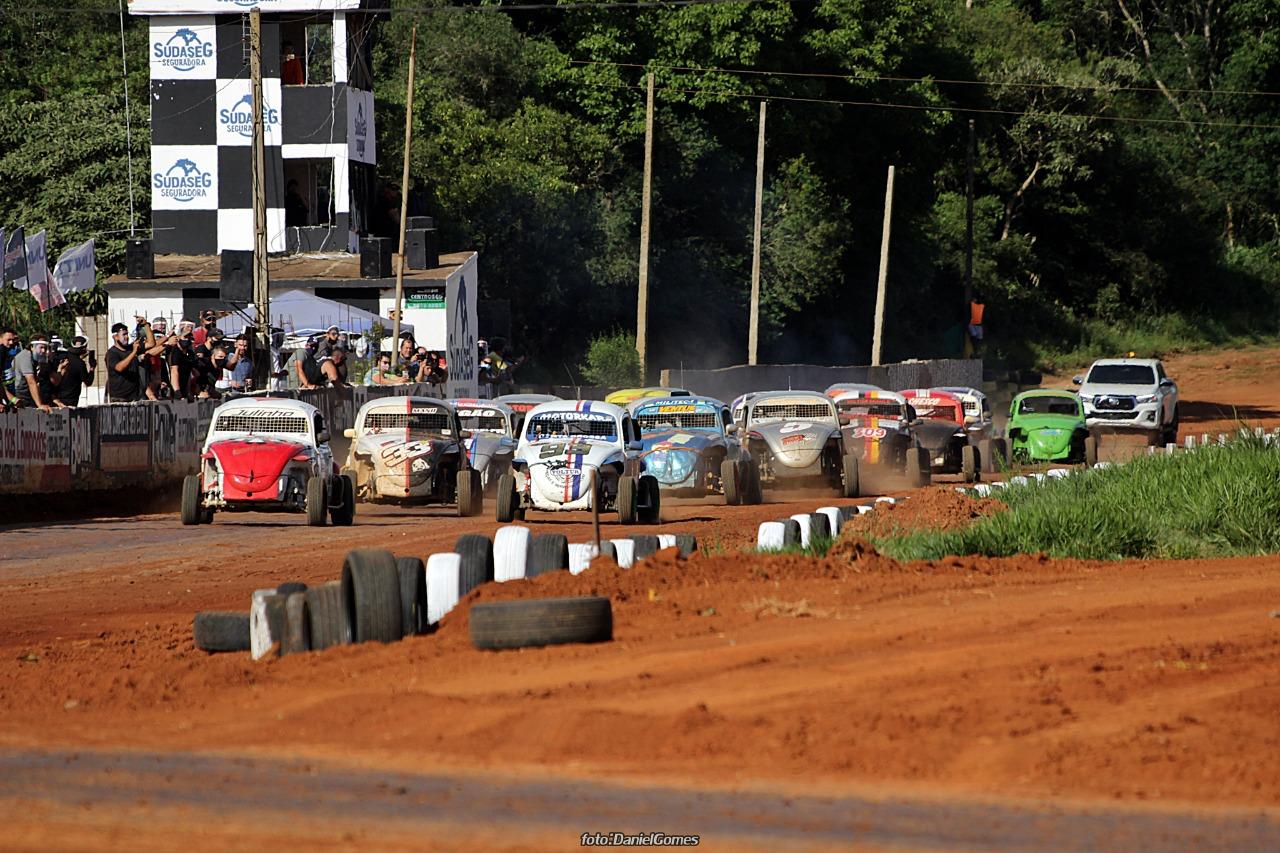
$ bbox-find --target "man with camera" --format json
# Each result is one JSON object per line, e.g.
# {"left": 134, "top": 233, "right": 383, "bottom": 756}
{"left": 48, "top": 335, "right": 94, "bottom": 408}
{"left": 106, "top": 322, "right": 144, "bottom": 403}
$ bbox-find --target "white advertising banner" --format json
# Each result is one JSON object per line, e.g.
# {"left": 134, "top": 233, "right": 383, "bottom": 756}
{"left": 149, "top": 17, "right": 216, "bottom": 80}
{"left": 131, "top": 0, "right": 357, "bottom": 15}
{"left": 151, "top": 145, "right": 219, "bottom": 211}
{"left": 53, "top": 239, "right": 97, "bottom": 295}
{"left": 445, "top": 254, "right": 479, "bottom": 399}
{"left": 215, "top": 78, "right": 283, "bottom": 147}
{"left": 346, "top": 88, "right": 375, "bottom": 165}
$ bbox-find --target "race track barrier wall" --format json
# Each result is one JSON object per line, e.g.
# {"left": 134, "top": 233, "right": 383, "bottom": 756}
{"left": 0, "top": 383, "right": 446, "bottom": 497}
{"left": 657, "top": 359, "right": 982, "bottom": 403}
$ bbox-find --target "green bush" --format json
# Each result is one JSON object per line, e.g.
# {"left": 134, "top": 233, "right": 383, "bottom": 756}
{"left": 876, "top": 434, "right": 1280, "bottom": 561}
{"left": 580, "top": 330, "right": 642, "bottom": 389}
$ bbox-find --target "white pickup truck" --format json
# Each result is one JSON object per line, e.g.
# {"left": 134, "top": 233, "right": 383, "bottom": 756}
{"left": 1073, "top": 358, "right": 1179, "bottom": 445}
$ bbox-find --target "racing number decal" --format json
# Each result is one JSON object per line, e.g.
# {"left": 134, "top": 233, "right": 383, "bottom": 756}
{"left": 852, "top": 427, "right": 888, "bottom": 439}
{"left": 779, "top": 422, "right": 810, "bottom": 434}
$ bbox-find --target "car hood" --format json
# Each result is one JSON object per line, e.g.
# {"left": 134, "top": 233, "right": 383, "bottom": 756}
{"left": 751, "top": 421, "right": 835, "bottom": 468}
{"left": 209, "top": 438, "right": 305, "bottom": 491}
{"left": 1012, "top": 413, "right": 1082, "bottom": 432}
{"left": 523, "top": 438, "right": 624, "bottom": 505}
{"left": 1079, "top": 383, "right": 1157, "bottom": 398}
{"left": 356, "top": 433, "right": 457, "bottom": 473}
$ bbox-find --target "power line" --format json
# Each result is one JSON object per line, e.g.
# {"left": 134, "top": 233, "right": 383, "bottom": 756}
{"left": 0, "top": 0, "right": 801, "bottom": 15}
{"left": 569, "top": 77, "right": 1280, "bottom": 131}
{"left": 568, "top": 58, "right": 1280, "bottom": 100}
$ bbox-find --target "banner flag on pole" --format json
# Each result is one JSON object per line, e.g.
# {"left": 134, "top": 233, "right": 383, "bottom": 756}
{"left": 52, "top": 238, "right": 96, "bottom": 295}
{"left": 3, "top": 226, "right": 29, "bottom": 291}
{"left": 26, "top": 230, "right": 65, "bottom": 311}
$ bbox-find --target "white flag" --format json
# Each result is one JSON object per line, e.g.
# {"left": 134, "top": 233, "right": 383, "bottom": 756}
{"left": 25, "top": 230, "right": 65, "bottom": 311}
{"left": 52, "top": 238, "right": 96, "bottom": 295}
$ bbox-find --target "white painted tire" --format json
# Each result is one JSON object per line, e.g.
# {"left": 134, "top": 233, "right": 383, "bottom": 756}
{"left": 990, "top": 481, "right": 1009, "bottom": 489}
{"left": 1028, "top": 473, "right": 1047, "bottom": 483}
{"left": 1093, "top": 461, "right": 1113, "bottom": 470}
{"left": 1046, "top": 468, "right": 1071, "bottom": 479}
{"left": 426, "top": 553, "right": 462, "bottom": 625}
{"left": 494, "top": 526, "right": 531, "bottom": 583}
{"left": 249, "top": 587, "right": 276, "bottom": 661}
{"left": 657, "top": 534, "right": 677, "bottom": 550}
{"left": 757, "top": 521, "right": 787, "bottom": 551}
{"left": 855, "top": 504, "right": 873, "bottom": 515}
{"left": 970, "top": 483, "right": 993, "bottom": 497}
{"left": 610, "top": 538, "right": 636, "bottom": 569}
{"left": 816, "top": 507, "right": 842, "bottom": 537}
{"left": 788, "top": 513, "right": 813, "bottom": 548}
{"left": 1009, "top": 476, "right": 1029, "bottom": 486}
{"left": 874, "top": 496, "right": 896, "bottom": 505}
{"left": 568, "top": 543, "right": 599, "bottom": 575}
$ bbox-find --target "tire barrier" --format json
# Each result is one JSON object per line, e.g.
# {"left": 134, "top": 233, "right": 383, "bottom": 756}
{"left": 816, "top": 507, "right": 843, "bottom": 537}
{"left": 470, "top": 597, "right": 613, "bottom": 651}
{"left": 426, "top": 553, "right": 462, "bottom": 625}
{"left": 494, "top": 526, "right": 531, "bottom": 583}
{"left": 249, "top": 587, "right": 277, "bottom": 661}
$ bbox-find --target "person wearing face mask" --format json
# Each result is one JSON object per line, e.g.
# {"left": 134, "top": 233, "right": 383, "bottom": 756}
{"left": 49, "top": 335, "right": 93, "bottom": 408}
{"left": 167, "top": 322, "right": 197, "bottom": 401}
{"left": 12, "top": 334, "right": 54, "bottom": 413}
{"left": 293, "top": 336, "right": 323, "bottom": 390}
{"left": 0, "top": 327, "right": 18, "bottom": 411}
{"left": 105, "top": 322, "right": 144, "bottom": 403}
{"left": 193, "top": 345, "right": 228, "bottom": 399}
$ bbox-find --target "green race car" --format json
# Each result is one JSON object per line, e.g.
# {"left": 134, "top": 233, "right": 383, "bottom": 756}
{"left": 1006, "top": 390, "right": 1097, "bottom": 466}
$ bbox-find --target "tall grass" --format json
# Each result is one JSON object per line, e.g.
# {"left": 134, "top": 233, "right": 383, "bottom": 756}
{"left": 877, "top": 434, "right": 1280, "bottom": 561}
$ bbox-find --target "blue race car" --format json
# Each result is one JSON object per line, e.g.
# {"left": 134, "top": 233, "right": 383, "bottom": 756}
{"left": 628, "top": 396, "right": 761, "bottom": 505}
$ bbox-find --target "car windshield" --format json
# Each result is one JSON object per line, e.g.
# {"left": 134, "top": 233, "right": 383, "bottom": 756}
{"left": 750, "top": 400, "right": 834, "bottom": 424}
{"left": 1018, "top": 396, "right": 1080, "bottom": 416}
{"left": 837, "top": 402, "right": 906, "bottom": 420}
{"left": 911, "top": 400, "right": 961, "bottom": 423}
{"left": 527, "top": 414, "right": 618, "bottom": 441}
{"left": 1087, "top": 364, "right": 1156, "bottom": 385}
{"left": 363, "top": 410, "right": 453, "bottom": 437}
{"left": 636, "top": 410, "right": 720, "bottom": 433}
{"left": 455, "top": 408, "right": 508, "bottom": 434}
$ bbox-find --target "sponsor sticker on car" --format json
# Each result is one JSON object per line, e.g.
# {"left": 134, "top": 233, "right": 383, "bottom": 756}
{"left": 782, "top": 434, "right": 809, "bottom": 446}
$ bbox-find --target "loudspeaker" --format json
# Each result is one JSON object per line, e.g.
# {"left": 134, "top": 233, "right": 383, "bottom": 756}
{"left": 406, "top": 228, "right": 439, "bottom": 270}
{"left": 406, "top": 216, "right": 435, "bottom": 231}
{"left": 219, "top": 250, "right": 254, "bottom": 303}
{"left": 125, "top": 237, "right": 154, "bottom": 279}
{"left": 360, "top": 236, "right": 392, "bottom": 278}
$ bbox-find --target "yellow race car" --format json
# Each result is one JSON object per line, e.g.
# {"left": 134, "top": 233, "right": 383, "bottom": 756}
{"left": 604, "top": 386, "right": 692, "bottom": 406}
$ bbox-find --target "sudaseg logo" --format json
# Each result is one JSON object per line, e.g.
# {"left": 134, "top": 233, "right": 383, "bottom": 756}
{"left": 153, "top": 158, "right": 212, "bottom": 203}
{"left": 153, "top": 28, "right": 214, "bottom": 73}
{"left": 220, "top": 94, "right": 280, "bottom": 139}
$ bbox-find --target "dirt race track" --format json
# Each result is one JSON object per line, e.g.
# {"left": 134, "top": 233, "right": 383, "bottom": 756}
{"left": 2, "top": 346, "right": 1280, "bottom": 850}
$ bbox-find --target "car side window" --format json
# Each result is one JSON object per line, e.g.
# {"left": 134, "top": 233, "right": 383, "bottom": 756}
{"left": 982, "top": 399, "right": 991, "bottom": 418}
{"left": 314, "top": 413, "right": 326, "bottom": 442}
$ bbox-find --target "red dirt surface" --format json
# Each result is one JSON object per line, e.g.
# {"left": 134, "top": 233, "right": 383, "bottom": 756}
{"left": 4, "top": 345, "right": 1280, "bottom": 847}
{"left": 829, "top": 486, "right": 1005, "bottom": 549}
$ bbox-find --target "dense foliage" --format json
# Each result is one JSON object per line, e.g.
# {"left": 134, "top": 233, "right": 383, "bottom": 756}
{"left": 1, "top": 1, "right": 1278, "bottom": 377}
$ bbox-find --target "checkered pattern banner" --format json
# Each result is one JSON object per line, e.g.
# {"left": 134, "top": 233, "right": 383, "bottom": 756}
{"left": 147, "top": 13, "right": 360, "bottom": 256}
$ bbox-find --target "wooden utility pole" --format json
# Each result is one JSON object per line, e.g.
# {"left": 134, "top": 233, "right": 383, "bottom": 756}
{"left": 249, "top": 8, "right": 270, "bottom": 390}
{"left": 636, "top": 71, "right": 655, "bottom": 379}
{"left": 391, "top": 25, "right": 417, "bottom": 369}
{"left": 870, "top": 165, "right": 895, "bottom": 367}
{"left": 964, "top": 119, "right": 975, "bottom": 310}
{"left": 748, "top": 100, "right": 766, "bottom": 365}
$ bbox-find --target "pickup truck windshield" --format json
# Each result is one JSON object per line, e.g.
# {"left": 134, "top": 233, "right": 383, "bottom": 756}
{"left": 1087, "top": 365, "right": 1156, "bottom": 385}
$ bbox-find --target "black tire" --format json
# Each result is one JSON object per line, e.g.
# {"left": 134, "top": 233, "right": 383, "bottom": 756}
{"left": 617, "top": 474, "right": 638, "bottom": 524}
{"left": 528, "top": 534, "right": 570, "bottom": 577}
{"left": 306, "top": 581, "right": 351, "bottom": 651}
{"left": 192, "top": 611, "right": 250, "bottom": 653}
{"left": 341, "top": 548, "right": 403, "bottom": 644}
{"left": 455, "top": 534, "right": 495, "bottom": 594}
{"left": 180, "top": 474, "right": 202, "bottom": 526}
{"left": 630, "top": 534, "right": 660, "bottom": 560}
{"left": 306, "top": 475, "right": 328, "bottom": 526}
{"left": 330, "top": 474, "right": 355, "bottom": 526}
{"left": 721, "top": 458, "right": 741, "bottom": 506}
{"left": 674, "top": 534, "right": 697, "bottom": 558}
{"left": 457, "top": 468, "right": 482, "bottom": 518}
{"left": 781, "top": 518, "right": 801, "bottom": 547}
{"left": 747, "top": 465, "right": 764, "bottom": 504}
{"left": 275, "top": 582, "right": 309, "bottom": 597}
{"left": 595, "top": 540, "right": 617, "bottom": 564}
{"left": 807, "top": 512, "right": 831, "bottom": 542}
{"left": 905, "top": 447, "right": 924, "bottom": 486}
{"left": 263, "top": 594, "right": 288, "bottom": 657}
{"left": 961, "top": 444, "right": 979, "bottom": 483}
{"left": 842, "top": 455, "right": 860, "bottom": 498}
{"left": 994, "top": 438, "right": 1011, "bottom": 467}
{"left": 638, "top": 475, "right": 661, "bottom": 524}
{"left": 470, "top": 596, "right": 612, "bottom": 651}
{"left": 281, "top": 593, "right": 311, "bottom": 656}
{"left": 1085, "top": 435, "right": 1098, "bottom": 468}
{"left": 396, "top": 557, "right": 428, "bottom": 637}
{"left": 495, "top": 473, "right": 519, "bottom": 523}
{"left": 913, "top": 446, "right": 933, "bottom": 487}
{"left": 979, "top": 439, "right": 995, "bottom": 474}
{"left": 837, "top": 506, "right": 859, "bottom": 523}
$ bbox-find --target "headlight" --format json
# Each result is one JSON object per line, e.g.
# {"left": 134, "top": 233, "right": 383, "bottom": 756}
{"left": 1078, "top": 395, "right": 1094, "bottom": 404}
{"left": 1135, "top": 394, "right": 1157, "bottom": 404}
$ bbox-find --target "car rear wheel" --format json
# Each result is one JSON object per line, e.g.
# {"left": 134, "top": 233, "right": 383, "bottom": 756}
{"left": 181, "top": 474, "right": 202, "bottom": 526}
{"left": 330, "top": 475, "right": 355, "bottom": 526}
{"left": 721, "top": 458, "right": 741, "bottom": 506}
{"left": 617, "top": 474, "right": 638, "bottom": 524}
{"left": 841, "top": 455, "right": 860, "bottom": 498}
{"left": 638, "top": 475, "right": 661, "bottom": 524}
{"left": 961, "top": 445, "right": 979, "bottom": 483}
{"left": 457, "top": 468, "right": 483, "bottom": 518}
{"left": 495, "top": 473, "right": 519, "bottom": 523}
{"left": 306, "top": 476, "right": 328, "bottom": 526}
{"left": 746, "top": 464, "right": 764, "bottom": 504}
{"left": 906, "top": 446, "right": 932, "bottom": 488}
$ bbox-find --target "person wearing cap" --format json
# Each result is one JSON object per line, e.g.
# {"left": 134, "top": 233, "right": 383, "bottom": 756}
{"left": 192, "top": 310, "right": 219, "bottom": 346}
{"left": 12, "top": 334, "right": 54, "bottom": 412}
{"left": 293, "top": 335, "right": 324, "bottom": 390}
{"left": 49, "top": 335, "right": 93, "bottom": 408}
{"left": 318, "top": 345, "right": 350, "bottom": 388}
{"left": 315, "top": 325, "right": 341, "bottom": 360}
{"left": 105, "top": 322, "right": 144, "bottom": 403}
{"left": 167, "top": 322, "right": 198, "bottom": 401}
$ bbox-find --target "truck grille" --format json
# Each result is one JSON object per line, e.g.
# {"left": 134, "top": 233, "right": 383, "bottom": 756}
{"left": 1093, "top": 396, "right": 1136, "bottom": 411}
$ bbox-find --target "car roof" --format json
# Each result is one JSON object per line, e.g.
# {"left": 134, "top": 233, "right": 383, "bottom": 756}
{"left": 525, "top": 400, "right": 628, "bottom": 420}
{"left": 627, "top": 395, "right": 725, "bottom": 413}
{"left": 832, "top": 389, "right": 908, "bottom": 405}
{"left": 449, "top": 398, "right": 515, "bottom": 416}
{"left": 934, "top": 385, "right": 986, "bottom": 401}
{"left": 355, "top": 396, "right": 453, "bottom": 417}
{"left": 901, "top": 388, "right": 962, "bottom": 402}
{"left": 1015, "top": 388, "right": 1080, "bottom": 399}
{"left": 825, "top": 382, "right": 883, "bottom": 394}
{"left": 1089, "top": 358, "right": 1161, "bottom": 367}
{"left": 495, "top": 393, "right": 561, "bottom": 404}
{"left": 214, "top": 396, "right": 318, "bottom": 417}
{"left": 749, "top": 390, "right": 835, "bottom": 404}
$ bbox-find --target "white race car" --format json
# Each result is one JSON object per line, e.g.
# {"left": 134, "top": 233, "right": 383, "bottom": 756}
{"left": 341, "top": 396, "right": 482, "bottom": 516}
{"left": 497, "top": 400, "right": 660, "bottom": 524}
{"left": 182, "top": 397, "right": 354, "bottom": 526}
{"left": 743, "top": 390, "right": 861, "bottom": 497}
{"left": 449, "top": 398, "right": 518, "bottom": 494}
